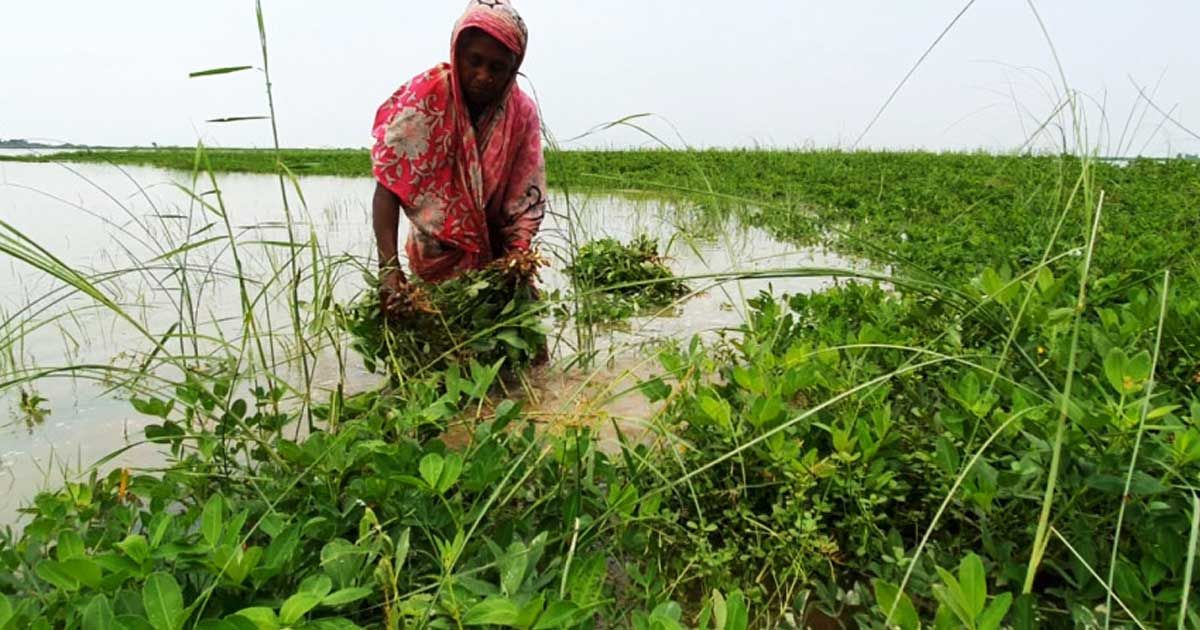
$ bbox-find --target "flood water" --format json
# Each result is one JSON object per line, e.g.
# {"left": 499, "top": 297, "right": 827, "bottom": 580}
{"left": 0, "top": 157, "right": 878, "bottom": 526}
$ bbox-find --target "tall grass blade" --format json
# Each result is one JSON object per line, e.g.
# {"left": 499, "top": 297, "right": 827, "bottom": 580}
{"left": 1104, "top": 271, "right": 1170, "bottom": 629}
{"left": 1181, "top": 494, "right": 1200, "bottom": 630}
{"left": 1023, "top": 190, "right": 1105, "bottom": 593}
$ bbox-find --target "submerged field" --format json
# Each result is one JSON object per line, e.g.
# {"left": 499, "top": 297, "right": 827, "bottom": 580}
{"left": 10, "top": 148, "right": 1198, "bottom": 282}
{"left": 1, "top": 148, "right": 1199, "bottom": 628}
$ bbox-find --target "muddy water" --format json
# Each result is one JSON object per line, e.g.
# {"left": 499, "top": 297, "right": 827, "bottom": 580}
{"left": 0, "top": 160, "right": 877, "bottom": 526}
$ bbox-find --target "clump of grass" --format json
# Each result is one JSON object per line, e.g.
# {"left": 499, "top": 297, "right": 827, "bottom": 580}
{"left": 339, "top": 251, "right": 548, "bottom": 376}
{"left": 564, "top": 234, "right": 689, "bottom": 323}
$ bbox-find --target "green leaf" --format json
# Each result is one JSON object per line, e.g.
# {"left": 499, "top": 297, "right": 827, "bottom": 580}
{"left": 958, "top": 553, "right": 987, "bottom": 618}
{"left": 82, "top": 595, "right": 116, "bottom": 630}
{"left": 606, "top": 483, "right": 638, "bottom": 517}
{"left": 201, "top": 495, "right": 224, "bottom": 548}
{"left": 36, "top": 559, "right": 80, "bottom": 591}
{"left": 132, "top": 396, "right": 175, "bottom": 419}
{"left": 115, "top": 616, "right": 157, "bottom": 630}
{"left": 1126, "top": 350, "right": 1152, "bottom": 386}
{"left": 211, "top": 545, "right": 261, "bottom": 586}
{"left": 437, "top": 453, "right": 464, "bottom": 494}
{"left": 299, "top": 575, "right": 333, "bottom": 598}
{"left": 262, "top": 524, "right": 300, "bottom": 575}
{"left": 196, "top": 620, "right": 259, "bottom": 630}
{"left": 1087, "top": 472, "right": 1167, "bottom": 495}
{"left": 321, "top": 539, "right": 367, "bottom": 589}
{"left": 1011, "top": 594, "right": 1037, "bottom": 630}
{"left": 499, "top": 542, "right": 529, "bottom": 597}
{"left": 1147, "top": 404, "right": 1181, "bottom": 420}
{"left": 710, "top": 589, "right": 727, "bottom": 630}
{"left": 1104, "top": 348, "right": 1128, "bottom": 393}
{"left": 1036, "top": 266, "right": 1055, "bottom": 293}
{"left": 496, "top": 330, "right": 531, "bottom": 351}
{"left": 279, "top": 592, "right": 323, "bottom": 625}
{"left": 494, "top": 399, "right": 521, "bottom": 424}
{"left": 234, "top": 608, "right": 280, "bottom": 630}
{"left": 143, "top": 572, "right": 185, "bottom": 630}
{"left": 697, "top": 391, "right": 732, "bottom": 430}
{"left": 934, "top": 436, "right": 961, "bottom": 475}
{"left": 59, "top": 558, "right": 103, "bottom": 589}
{"left": 956, "top": 371, "right": 981, "bottom": 405}
{"left": 149, "top": 513, "right": 173, "bottom": 548}
{"left": 226, "top": 619, "right": 261, "bottom": 630}
{"left": 395, "top": 527, "right": 411, "bottom": 570}
{"left": 638, "top": 377, "right": 672, "bottom": 402}
{"left": 117, "top": 534, "right": 151, "bottom": 564}
{"left": 0, "top": 595, "right": 11, "bottom": 628}
{"left": 516, "top": 593, "right": 546, "bottom": 629}
{"left": 463, "top": 597, "right": 522, "bottom": 626}
{"left": 419, "top": 453, "right": 444, "bottom": 490}
{"left": 43, "top": 556, "right": 102, "bottom": 592}
{"left": 731, "top": 366, "right": 766, "bottom": 395}
{"left": 322, "top": 587, "right": 373, "bottom": 607}
{"left": 649, "top": 601, "right": 683, "bottom": 622}
{"left": 978, "top": 593, "right": 1013, "bottom": 630}
{"left": 533, "top": 601, "right": 582, "bottom": 629}
{"left": 302, "top": 620, "right": 363, "bottom": 630}
{"left": 565, "top": 553, "right": 605, "bottom": 607}
{"left": 91, "top": 552, "right": 134, "bottom": 575}
{"left": 722, "top": 590, "right": 748, "bottom": 630}
{"left": 873, "top": 580, "right": 919, "bottom": 630}
{"left": 58, "top": 530, "right": 86, "bottom": 561}
{"left": 933, "top": 568, "right": 972, "bottom": 627}
{"left": 933, "top": 601, "right": 960, "bottom": 630}
{"left": 189, "top": 65, "right": 254, "bottom": 78}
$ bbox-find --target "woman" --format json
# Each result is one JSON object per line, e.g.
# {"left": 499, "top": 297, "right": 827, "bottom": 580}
{"left": 371, "top": 0, "right": 546, "bottom": 313}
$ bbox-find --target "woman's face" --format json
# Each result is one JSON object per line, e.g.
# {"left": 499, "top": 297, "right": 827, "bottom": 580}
{"left": 456, "top": 29, "right": 516, "bottom": 109}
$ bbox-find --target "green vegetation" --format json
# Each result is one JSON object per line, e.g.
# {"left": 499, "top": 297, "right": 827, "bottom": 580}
{"left": 0, "top": 148, "right": 371, "bottom": 177}
{"left": 2, "top": 359, "right": 718, "bottom": 628}
{"left": 339, "top": 255, "right": 548, "bottom": 377}
{"left": 7, "top": 147, "right": 1197, "bottom": 282}
{"left": 563, "top": 235, "right": 689, "bottom": 324}
{"left": 4, "top": 143, "right": 1198, "bottom": 626}
{"left": 4, "top": 74, "right": 1200, "bottom": 629}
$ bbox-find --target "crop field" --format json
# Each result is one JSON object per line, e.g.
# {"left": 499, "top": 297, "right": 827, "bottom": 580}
{"left": 1, "top": 141, "right": 1197, "bottom": 629}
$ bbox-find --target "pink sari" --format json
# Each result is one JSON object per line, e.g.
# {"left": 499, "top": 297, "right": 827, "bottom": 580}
{"left": 371, "top": 0, "right": 546, "bottom": 283}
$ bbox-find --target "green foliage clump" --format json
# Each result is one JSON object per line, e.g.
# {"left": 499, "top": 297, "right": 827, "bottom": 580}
{"left": 632, "top": 265, "right": 1200, "bottom": 627}
{"left": 339, "top": 265, "right": 547, "bottom": 375}
{"left": 0, "top": 359, "right": 754, "bottom": 628}
{"left": 564, "top": 235, "right": 689, "bottom": 323}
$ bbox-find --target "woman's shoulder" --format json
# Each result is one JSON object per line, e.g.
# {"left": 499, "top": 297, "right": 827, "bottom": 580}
{"left": 398, "top": 63, "right": 453, "bottom": 96}
{"left": 506, "top": 87, "right": 541, "bottom": 124}
{"left": 376, "top": 64, "right": 453, "bottom": 120}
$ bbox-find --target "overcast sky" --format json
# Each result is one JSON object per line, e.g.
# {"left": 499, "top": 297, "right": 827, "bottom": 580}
{"left": 2, "top": 1, "right": 1197, "bottom": 155}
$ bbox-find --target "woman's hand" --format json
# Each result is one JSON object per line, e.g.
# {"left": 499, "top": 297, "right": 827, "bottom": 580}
{"left": 379, "top": 267, "right": 408, "bottom": 312}
{"left": 491, "top": 248, "right": 545, "bottom": 288}
{"left": 380, "top": 267, "right": 435, "bottom": 317}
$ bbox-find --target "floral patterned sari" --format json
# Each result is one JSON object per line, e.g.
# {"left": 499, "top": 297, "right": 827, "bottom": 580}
{"left": 371, "top": 0, "right": 546, "bottom": 283}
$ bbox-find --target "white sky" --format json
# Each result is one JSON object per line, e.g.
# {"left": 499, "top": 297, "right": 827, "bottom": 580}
{"left": 2, "top": 1, "right": 1197, "bottom": 156}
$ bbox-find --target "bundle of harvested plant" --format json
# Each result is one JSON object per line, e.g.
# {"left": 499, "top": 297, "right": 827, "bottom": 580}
{"left": 341, "top": 250, "right": 548, "bottom": 374}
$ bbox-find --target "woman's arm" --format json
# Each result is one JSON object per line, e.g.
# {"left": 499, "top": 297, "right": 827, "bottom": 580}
{"left": 372, "top": 182, "right": 407, "bottom": 298}
{"left": 499, "top": 113, "right": 547, "bottom": 254}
